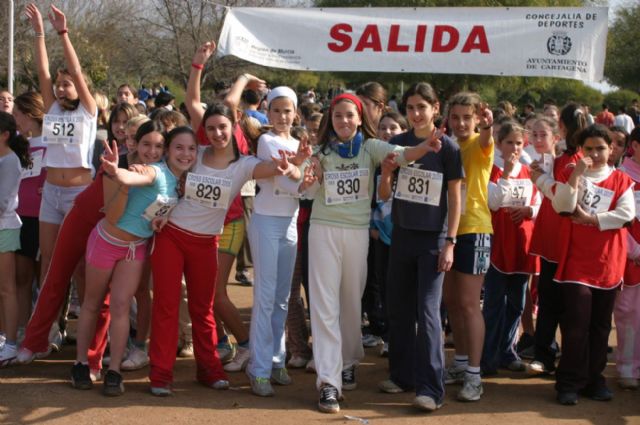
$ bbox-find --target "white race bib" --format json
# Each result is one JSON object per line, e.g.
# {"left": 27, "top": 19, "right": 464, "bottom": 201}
{"left": 502, "top": 178, "right": 533, "bottom": 208}
{"left": 184, "top": 173, "right": 232, "bottom": 209}
{"left": 634, "top": 190, "right": 640, "bottom": 220}
{"left": 541, "top": 153, "right": 554, "bottom": 174}
{"left": 42, "top": 114, "right": 85, "bottom": 145}
{"left": 142, "top": 195, "right": 177, "bottom": 221}
{"left": 578, "top": 177, "right": 615, "bottom": 215}
{"left": 394, "top": 166, "right": 443, "bottom": 206}
{"left": 324, "top": 168, "right": 369, "bottom": 205}
{"left": 21, "top": 149, "right": 44, "bottom": 179}
{"left": 274, "top": 183, "right": 300, "bottom": 199}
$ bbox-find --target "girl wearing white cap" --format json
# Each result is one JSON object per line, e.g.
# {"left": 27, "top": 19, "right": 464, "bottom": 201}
{"left": 246, "top": 86, "right": 310, "bottom": 397}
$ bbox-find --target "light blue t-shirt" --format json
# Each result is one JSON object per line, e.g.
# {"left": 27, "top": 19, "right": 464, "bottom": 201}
{"left": 117, "top": 161, "right": 178, "bottom": 238}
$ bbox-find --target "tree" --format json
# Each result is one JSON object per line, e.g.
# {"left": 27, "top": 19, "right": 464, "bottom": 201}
{"left": 604, "top": 3, "right": 640, "bottom": 93}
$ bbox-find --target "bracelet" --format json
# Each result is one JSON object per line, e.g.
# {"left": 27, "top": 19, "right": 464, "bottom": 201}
{"left": 35, "top": 32, "right": 44, "bottom": 38}
{"left": 479, "top": 124, "right": 492, "bottom": 130}
{"left": 58, "top": 28, "right": 68, "bottom": 35}
{"left": 191, "top": 62, "right": 204, "bottom": 70}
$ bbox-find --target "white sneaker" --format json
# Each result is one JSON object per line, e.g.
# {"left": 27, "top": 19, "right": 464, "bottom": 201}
{"left": 287, "top": 355, "right": 309, "bottom": 369}
{"left": 413, "top": 395, "right": 442, "bottom": 411}
{"left": 457, "top": 375, "right": 483, "bottom": 401}
{"left": 121, "top": 346, "right": 149, "bottom": 371}
{"left": 379, "top": 342, "right": 389, "bottom": 357}
{"left": 48, "top": 324, "right": 65, "bottom": 352}
{"left": 223, "top": 346, "right": 250, "bottom": 372}
{"left": 305, "top": 358, "right": 316, "bottom": 373}
{"left": 0, "top": 333, "right": 6, "bottom": 349}
{"left": 90, "top": 369, "right": 102, "bottom": 382}
{"left": 0, "top": 344, "right": 17, "bottom": 367}
{"left": 444, "top": 365, "right": 466, "bottom": 384}
{"left": 178, "top": 341, "right": 194, "bottom": 358}
{"left": 16, "top": 346, "right": 51, "bottom": 364}
{"left": 362, "top": 334, "right": 383, "bottom": 348}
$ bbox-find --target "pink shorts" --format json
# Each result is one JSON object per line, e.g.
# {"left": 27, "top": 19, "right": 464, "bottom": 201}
{"left": 86, "top": 222, "right": 148, "bottom": 269}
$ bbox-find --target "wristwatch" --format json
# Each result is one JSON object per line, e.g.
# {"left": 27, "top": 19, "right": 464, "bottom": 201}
{"left": 445, "top": 237, "right": 457, "bottom": 245}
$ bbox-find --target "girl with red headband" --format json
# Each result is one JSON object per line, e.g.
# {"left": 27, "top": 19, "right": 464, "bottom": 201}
{"left": 302, "top": 92, "right": 441, "bottom": 414}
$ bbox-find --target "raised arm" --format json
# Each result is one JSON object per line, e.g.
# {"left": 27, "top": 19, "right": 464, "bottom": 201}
{"left": 187, "top": 41, "right": 216, "bottom": 130}
{"left": 224, "top": 73, "right": 266, "bottom": 116}
{"left": 25, "top": 4, "right": 54, "bottom": 110}
{"left": 101, "top": 141, "right": 156, "bottom": 186}
{"left": 477, "top": 102, "right": 494, "bottom": 150}
{"left": 48, "top": 5, "right": 96, "bottom": 116}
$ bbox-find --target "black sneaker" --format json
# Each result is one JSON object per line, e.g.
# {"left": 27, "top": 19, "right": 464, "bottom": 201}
{"left": 71, "top": 362, "right": 93, "bottom": 390}
{"left": 580, "top": 386, "right": 613, "bottom": 401}
{"left": 235, "top": 271, "right": 253, "bottom": 287}
{"left": 103, "top": 370, "right": 125, "bottom": 396}
{"left": 342, "top": 366, "right": 356, "bottom": 390}
{"left": 318, "top": 384, "right": 340, "bottom": 413}
{"left": 557, "top": 391, "right": 578, "bottom": 406}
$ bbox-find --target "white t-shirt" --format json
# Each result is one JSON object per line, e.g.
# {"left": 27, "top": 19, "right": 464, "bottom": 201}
{"left": 42, "top": 102, "right": 97, "bottom": 169}
{"left": 169, "top": 148, "right": 260, "bottom": 235}
{"left": 254, "top": 132, "right": 301, "bottom": 217}
{"left": 0, "top": 152, "right": 23, "bottom": 230}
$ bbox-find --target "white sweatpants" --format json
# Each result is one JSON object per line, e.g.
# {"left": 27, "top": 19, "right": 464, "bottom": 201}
{"left": 309, "top": 223, "right": 369, "bottom": 395}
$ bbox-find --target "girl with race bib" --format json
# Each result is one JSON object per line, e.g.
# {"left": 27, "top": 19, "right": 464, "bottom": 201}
{"left": 12, "top": 92, "right": 47, "bottom": 340}
{"left": 149, "top": 42, "right": 301, "bottom": 396}
{"left": 546, "top": 124, "right": 634, "bottom": 405}
{"left": 246, "top": 86, "right": 310, "bottom": 397}
{"left": 0, "top": 112, "right": 32, "bottom": 366}
{"left": 481, "top": 121, "right": 541, "bottom": 376}
{"left": 72, "top": 123, "right": 194, "bottom": 396}
{"left": 304, "top": 93, "right": 442, "bottom": 414}
{"left": 441, "top": 92, "right": 494, "bottom": 402}
{"left": 528, "top": 104, "right": 587, "bottom": 375}
{"left": 25, "top": 4, "right": 97, "bottom": 291}
{"left": 376, "top": 83, "right": 463, "bottom": 412}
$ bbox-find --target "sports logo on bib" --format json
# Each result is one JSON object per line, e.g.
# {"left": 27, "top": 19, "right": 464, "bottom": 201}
{"left": 185, "top": 173, "right": 232, "bottom": 209}
{"left": 324, "top": 168, "right": 369, "bottom": 205}
{"left": 43, "top": 114, "right": 84, "bottom": 145}
{"left": 578, "top": 177, "right": 614, "bottom": 215}
{"left": 394, "top": 166, "right": 443, "bottom": 206}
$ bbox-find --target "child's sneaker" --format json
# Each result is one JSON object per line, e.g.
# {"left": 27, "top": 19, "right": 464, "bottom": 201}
{"left": 16, "top": 346, "right": 51, "bottom": 364}
{"left": 287, "top": 355, "right": 309, "bottom": 369}
{"left": 247, "top": 371, "right": 274, "bottom": 397}
{"left": 70, "top": 362, "right": 93, "bottom": 390}
{"left": 444, "top": 365, "right": 466, "bottom": 384}
{"left": 271, "top": 367, "right": 292, "bottom": 386}
{"left": 457, "top": 374, "right": 483, "bottom": 401}
{"left": 0, "top": 344, "right": 17, "bottom": 367}
{"left": 318, "top": 384, "right": 340, "bottom": 413}
{"left": 223, "top": 346, "right": 250, "bottom": 372}
{"left": 150, "top": 385, "right": 172, "bottom": 397}
{"left": 341, "top": 366, "right": 356, "bottom": 390}
{"left": 121, "top": 346, "right": 149, "bottom": 371}
{"left": 217, "top": 342, "right": 236, "bottom": 364}
{"left": 102, "top": 370, "right": 125, "bottom": 396}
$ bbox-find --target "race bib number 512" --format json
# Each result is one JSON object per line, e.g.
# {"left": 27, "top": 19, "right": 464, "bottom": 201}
{"left": 185, "top": 173, "right": 232, "bottom": 209}
{"left": 324, "top": 168, "right": 369, "bottom": 205}
{"left": 43, "top": 114, "right": 84, "bottom": 145}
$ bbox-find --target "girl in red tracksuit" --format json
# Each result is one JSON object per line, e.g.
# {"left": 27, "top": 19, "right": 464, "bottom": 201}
{"left": 481, "top": 121, "right": 541, "bottom": 375}
{"left": 547, "top": 124, "right": 634, "bottom": 405}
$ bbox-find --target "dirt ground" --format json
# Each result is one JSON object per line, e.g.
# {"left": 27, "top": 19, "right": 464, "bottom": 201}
{"left": 2, "top": 281, "right": 639, "bottom": 425}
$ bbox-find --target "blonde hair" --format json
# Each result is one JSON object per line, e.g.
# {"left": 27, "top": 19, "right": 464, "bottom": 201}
{"left": 127, "top": 115, "right": 150, "bottom": 130}
{"left": 94, "top": 92, "right": 110, "bottom": 127}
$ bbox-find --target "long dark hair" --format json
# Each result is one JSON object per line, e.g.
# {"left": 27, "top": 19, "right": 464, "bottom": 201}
{"left": 0, "top": 111, "right": 32, "bottom": 168}
{"left": 135, "top": 119, "right": 166, "bottom": 144}
{"left": 202, "top": 102, "right": 240, "bottom": 163}
{"left": 559, "top": 102, "right": 588, "bottom": 155}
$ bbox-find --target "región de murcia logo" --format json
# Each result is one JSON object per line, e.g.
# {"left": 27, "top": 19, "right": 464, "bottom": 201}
{"left": 547, "top": 32, "right": 572, "bottom": 56}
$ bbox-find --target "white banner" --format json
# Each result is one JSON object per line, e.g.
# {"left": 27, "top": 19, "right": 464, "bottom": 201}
{"left": 217, "top": 7, "right": 608, "bottom": 81}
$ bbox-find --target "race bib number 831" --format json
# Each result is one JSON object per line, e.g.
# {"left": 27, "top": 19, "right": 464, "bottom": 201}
{"left": 394, "top": 167, "right": 443, "bottom": 206}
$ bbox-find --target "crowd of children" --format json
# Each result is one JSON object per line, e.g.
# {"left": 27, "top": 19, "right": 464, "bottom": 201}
{"left": 1, "top": 3, "right": 640, "bottom": 415}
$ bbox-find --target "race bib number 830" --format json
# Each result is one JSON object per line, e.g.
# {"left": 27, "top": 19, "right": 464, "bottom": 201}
{"left": 324, "top": 168, "right": 369, "bottom": 205}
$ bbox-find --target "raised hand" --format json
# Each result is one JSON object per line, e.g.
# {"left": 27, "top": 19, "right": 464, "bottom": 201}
{"left": 427, "top": 128, "right": 443, "bottom": 153}
{"left": 574, "top": 156, "right": 593, "bottom": 175}
{"left": 25, "top": 3, "right": 44, "bottom": 33}
{"left": 272, "top": 149, "right": 294, "bottom": 176}
{"left": 192, "top": 40, "right": 216, "bottom": 67}
{"left": 100, "top": 140, "right": 119, "bottom": 176}
{"left": 47, "top": 4, "right": 67, "bottom": 33}
{"left": 241, "top": 73, "right": 266, "bottom": 93}
{"left": 292, "top": 138, "right": 313, "bottom": 165}
{"left": 529, "top": 160, "right": 544, "bottom": 183}
{"left": 477, "top": 102, "right": 494, "bottom": 129}
{"left": 299, "top": 162, "right": 318, "bottom": 192}
{"left": 503, "top": 152, "right": 518, "bottom": 177}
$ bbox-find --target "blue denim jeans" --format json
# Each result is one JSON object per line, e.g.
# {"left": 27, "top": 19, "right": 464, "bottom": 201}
{"left": 481, "top": 265, "right": 528, "bottom": 373}
{"left": 247, "top": 213, "right": 297, "bottom": 378}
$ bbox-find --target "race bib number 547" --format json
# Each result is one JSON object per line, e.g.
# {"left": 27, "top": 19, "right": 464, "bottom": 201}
{"left": 324, "top": 168, "right": 369, "bottom": 205}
